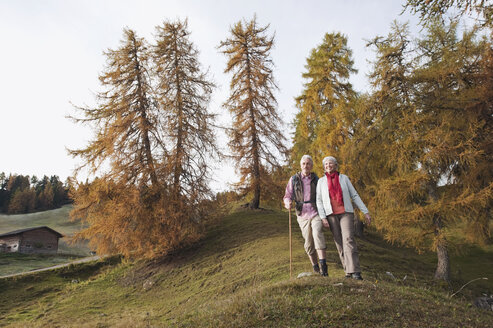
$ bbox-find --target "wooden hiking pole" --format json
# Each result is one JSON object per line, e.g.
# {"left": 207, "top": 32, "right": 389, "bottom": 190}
{"left": 289, "top": 206, "right": 292, "bottom": 279}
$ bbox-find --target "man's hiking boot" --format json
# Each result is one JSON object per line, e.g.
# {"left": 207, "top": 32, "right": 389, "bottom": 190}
{"left": 319, "top": 259, "right": 328, "bottom": 277}
{"left": 320, "top": 264, "right": 328, "bottom": 277}
{"left": 351, "top": 272, "right": 363, "bottom": 280}
{"left": 345, "top": 273, "right": 351, "bottom": 279}
{"left": 313, "top": 264, "right": 320, "bottom": 274}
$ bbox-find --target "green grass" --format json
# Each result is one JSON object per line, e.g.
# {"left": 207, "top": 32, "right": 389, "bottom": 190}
{"left": 0, "top": 205, "right": 77, "bottom": 234}
{"left": 0, "top": 256, "right": 121, "bottom": 325}
{"left": 0, "top": 253, "right": 89, "bottom": 276}
{"left": 180, "top": 279, "right": 490, "bottom": 328}
{"left": 0, "top": 208, "right": 491, "bottom": 327}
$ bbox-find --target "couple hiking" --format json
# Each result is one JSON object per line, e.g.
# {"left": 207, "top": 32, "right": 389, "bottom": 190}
{"left": 283, "top": 155, "right": 371, "bottom": 280}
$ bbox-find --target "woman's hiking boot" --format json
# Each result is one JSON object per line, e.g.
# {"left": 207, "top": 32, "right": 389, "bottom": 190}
{"left": 351, "top": 272, "right": 363, "bottom": 280}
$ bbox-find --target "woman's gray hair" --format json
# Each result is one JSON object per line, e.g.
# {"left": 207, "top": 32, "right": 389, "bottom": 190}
{"left": 300, "top": 154, "right": 313, "bottom": 165}
{"left": 322, "top": 156, "right": 338, "bottom": 167}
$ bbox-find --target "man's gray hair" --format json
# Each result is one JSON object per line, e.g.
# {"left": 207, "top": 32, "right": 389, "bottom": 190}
{"left": 322, "top": 156, "right": 338, "bottom": 167}
{"left": 300, "top": 154, "right": 313, "bottom": 165}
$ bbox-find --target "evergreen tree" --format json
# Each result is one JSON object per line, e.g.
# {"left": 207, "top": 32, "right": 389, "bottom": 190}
{"left": 38, "top": 181, "right": 54, "bottom": 210}
{"left": 47, "top": 175, "right": 67, "bottom": 207}
{"left": 30, "top": 175, "right": 38, "bottom": 187}
{"left": 219, "top": 16, "right": 287, "bottom": 209}
{"left": 35, "top": 175, "right": 50, "bottom": 195}
{"left": 0, "top": 172, "right": 8, "bottom": 211}
{"left": 0, "top": 173, "right": 71, "bottom": 213}
{"left": 292, "top": 32, "right": 357, "bottom": 173}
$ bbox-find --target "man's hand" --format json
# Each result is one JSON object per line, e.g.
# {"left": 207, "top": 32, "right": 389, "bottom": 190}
{"left": 322, "top": 217, "right": 330, "bottom": 229}
{"left": 364, "top": 213, "right": 371, "bottom": 225}
{"left": 284, "top": 199, "right": 292, "bottom": 210}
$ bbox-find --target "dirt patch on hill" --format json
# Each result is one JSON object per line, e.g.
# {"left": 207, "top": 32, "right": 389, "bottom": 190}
{"left": 117, "top": 241, "right": 204, "bottom": 288}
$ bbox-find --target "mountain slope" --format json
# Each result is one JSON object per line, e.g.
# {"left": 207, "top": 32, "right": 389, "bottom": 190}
{"left": 0, "top": 208, "right": 491, "bottom": 327}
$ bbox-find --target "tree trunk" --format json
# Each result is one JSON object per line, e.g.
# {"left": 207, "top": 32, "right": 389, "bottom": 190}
{"left": 131, "top": 37, "right": 158, "bottom": 187}
{"left": 428, "top": 183, "right": 450, "bottom": 281}
{"left": 173, "top": 34, "right": 184, "bottom": 195}
{"left": 434, "top": 240, "right": 450, "bottom": 281}
{"left": 433, "top": 214, "right": 450, "bottom": 281}
{"left": 250, "top": 177, "right": 260, "bottom": 209}
{"left": 246, "top": 52, "right": 261, "bottom": 210}
{"left": 249, "top": 131, "right": 261, "bottom": 209}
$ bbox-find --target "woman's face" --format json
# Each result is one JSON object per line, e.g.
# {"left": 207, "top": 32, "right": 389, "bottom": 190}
{"left": 324, "top": 160, "right": 337, "bottom": 173}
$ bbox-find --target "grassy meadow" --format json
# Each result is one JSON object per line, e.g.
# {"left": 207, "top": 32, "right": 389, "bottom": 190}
{"left": 0, "top": 205, "right": 78, "bottom": 236}
{"left": 0, "top": 207, "right": 491, "bottom": 327}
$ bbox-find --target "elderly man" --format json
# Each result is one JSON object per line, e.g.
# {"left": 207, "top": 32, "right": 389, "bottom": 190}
{"left": 316, "top": 156, "right": 371, "bottom": 280}
{"left": 284, "top": 155, "right": 328, "bottom": 276}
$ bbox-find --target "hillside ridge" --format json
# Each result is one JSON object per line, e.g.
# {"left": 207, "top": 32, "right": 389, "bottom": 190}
{"left": 0, "top": 208, "right": 492, "bottom": 327}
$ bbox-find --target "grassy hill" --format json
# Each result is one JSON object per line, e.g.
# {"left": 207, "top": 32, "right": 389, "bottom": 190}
{"left": 0, "top": 208, "right": 492, "bottom": 327}
{"left": 0, "top": 205, "right": 77, "bottom": 235}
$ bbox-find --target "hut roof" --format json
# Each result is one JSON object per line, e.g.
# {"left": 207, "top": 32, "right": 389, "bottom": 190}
{"left": 0, "top": 226, "right": 63, "bottom": 238}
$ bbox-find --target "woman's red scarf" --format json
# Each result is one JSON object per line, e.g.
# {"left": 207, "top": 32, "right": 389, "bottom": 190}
{"left": 325, "top": 172, "right": 344, "bottom": 206}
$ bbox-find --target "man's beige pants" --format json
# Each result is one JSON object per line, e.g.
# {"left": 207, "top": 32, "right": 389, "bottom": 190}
{"left": 327, "top": 212, "right": 361, "bottom": 274}
{"left": 297, "top": 215, "right": 326, "bottom": 256}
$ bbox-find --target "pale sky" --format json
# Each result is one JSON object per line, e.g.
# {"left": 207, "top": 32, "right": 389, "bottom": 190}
{"left": 0, "top": 0, "right": 421, "bottom": 192}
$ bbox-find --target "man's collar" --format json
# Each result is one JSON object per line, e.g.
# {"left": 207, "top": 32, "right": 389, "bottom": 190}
{"left": 300, "top": 172, "right": 311, "bottom": 178}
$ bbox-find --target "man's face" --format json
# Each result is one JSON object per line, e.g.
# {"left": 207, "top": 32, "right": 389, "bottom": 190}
{"left": 324, "top": 160, "right": 337, "bottom": 173}
{"left": 301, "top": 158, "right": 313, "bottom": 175}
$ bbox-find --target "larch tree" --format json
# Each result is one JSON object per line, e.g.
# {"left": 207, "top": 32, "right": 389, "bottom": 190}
{"left": 70, "top": 29, "right": 161, "bottom": 187}
{"left": 153, "top": 19, "right": 217, "bottom": 206}
{"left": 219, "top": 16, "right": 287, "bottom": 209}
{"left": 68, "top": 28, "right": 203, "bottom": 258}
{"left": 410, "top": 20, "right": 492, "bottom": 279}
{"left": 292, "top": 32, "right": 357, "bottom": 173}
{"left": 362, "top": 20, "right": 492, "bottom": 281}
{"left": 404, "top": 0, "right": 492, "bottom": 27}
{"left": 347, "top": 22, "right": 415, "bottom": 204}
{"left": 7, "top": 189, "right": 36, "bottom": 214}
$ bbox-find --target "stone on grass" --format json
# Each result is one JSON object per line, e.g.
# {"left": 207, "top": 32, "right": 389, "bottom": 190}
{"left": 297, "top": 272, "right": 318, "bottom": 279}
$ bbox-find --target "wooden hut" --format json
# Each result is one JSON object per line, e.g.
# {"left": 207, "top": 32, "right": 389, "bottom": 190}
{"left": 0, "top": 226, "right": 63, "bottom": 254}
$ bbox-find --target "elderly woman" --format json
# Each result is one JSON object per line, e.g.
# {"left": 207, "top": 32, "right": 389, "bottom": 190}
{"left": 284, "top": 155, "right": 328, "bottom": 276}
{"left": 316, "top": 156, "right": 371, "bottom": 280}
